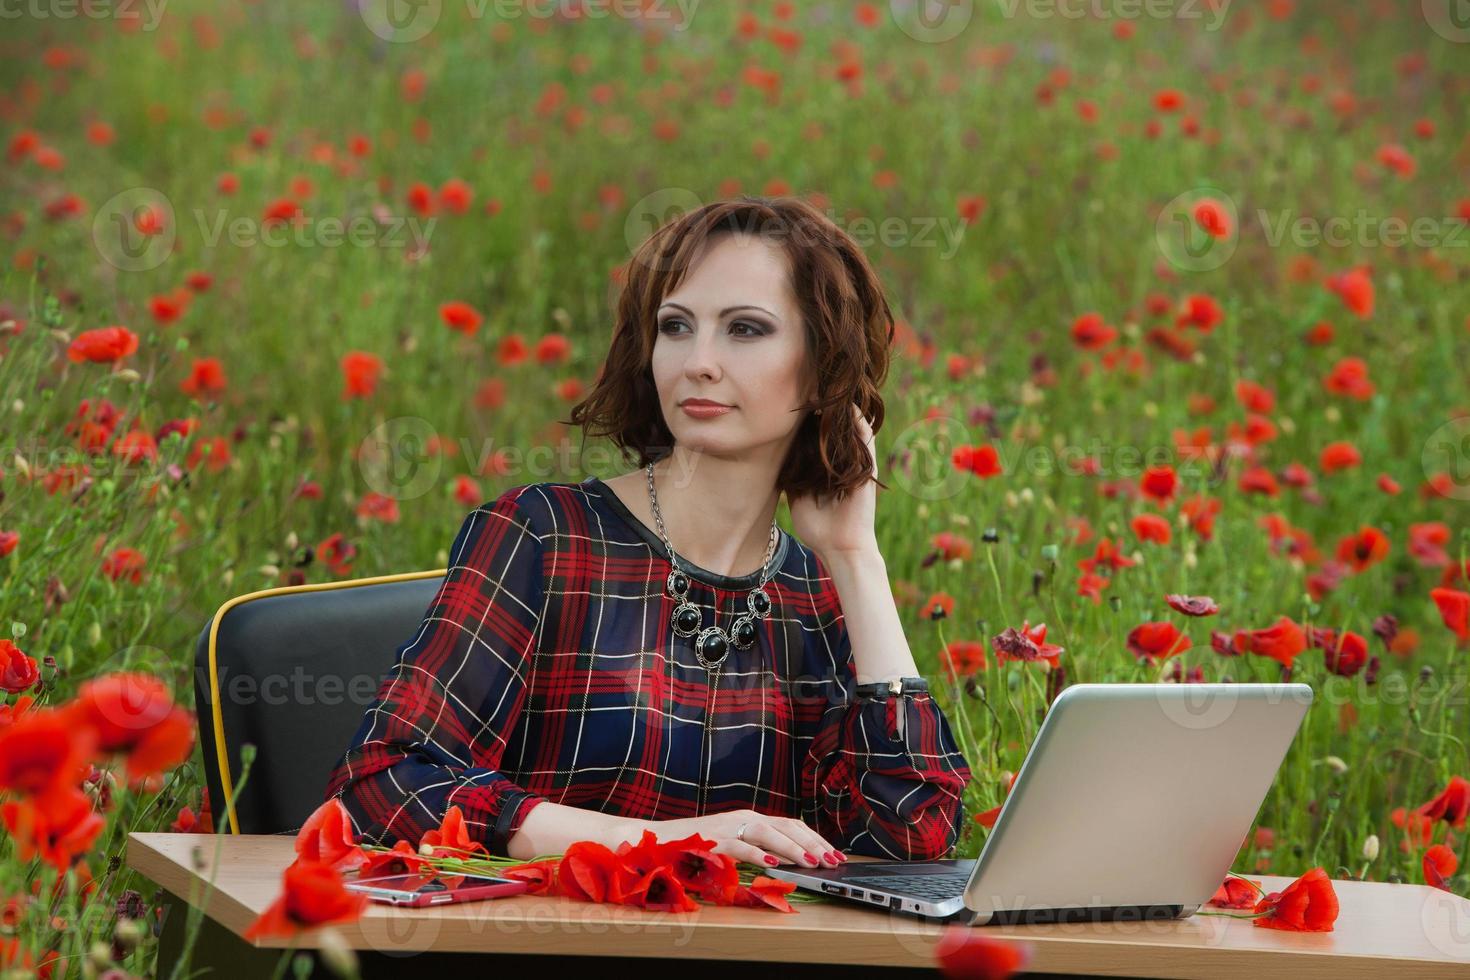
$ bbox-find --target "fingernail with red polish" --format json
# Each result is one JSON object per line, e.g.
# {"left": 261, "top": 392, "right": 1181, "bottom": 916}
{"left": 764, "top": 855, "right": 779, "bottom": 866}
{"left": 803, "top": 852, "right": 817, "bottom": 865}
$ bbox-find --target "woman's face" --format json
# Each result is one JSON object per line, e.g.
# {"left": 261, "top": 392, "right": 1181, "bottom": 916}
{"left": 651, "top": 232, "right": 813, "bottom": 461}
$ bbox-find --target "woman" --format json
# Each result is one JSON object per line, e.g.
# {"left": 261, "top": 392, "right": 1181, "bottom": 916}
{"left": 324, "top": 197, "right": 973, "bottom": 871}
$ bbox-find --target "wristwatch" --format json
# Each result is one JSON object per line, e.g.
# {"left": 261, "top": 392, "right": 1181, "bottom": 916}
{"left": 853, "top": 675, "right": 929, "bottom": 700}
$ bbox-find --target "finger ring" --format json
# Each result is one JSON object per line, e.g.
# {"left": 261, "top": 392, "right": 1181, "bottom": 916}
{"left": 735, "top": 821, "right": 749, "bottom": 842}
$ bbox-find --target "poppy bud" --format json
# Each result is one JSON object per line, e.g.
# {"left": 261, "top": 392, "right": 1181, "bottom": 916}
{"left": 1040, "top": 544, "right": 1058, "bottom": 562}
{"left": 982, "top": 527, "right": 999, "bottom": 543}
{"left": 1362, "top": 834, "right": 1379, "bottom": 862}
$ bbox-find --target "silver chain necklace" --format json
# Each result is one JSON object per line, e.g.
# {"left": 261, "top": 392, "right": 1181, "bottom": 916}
{"left": 646, "top": 462, "right": 778, "bottom": 669}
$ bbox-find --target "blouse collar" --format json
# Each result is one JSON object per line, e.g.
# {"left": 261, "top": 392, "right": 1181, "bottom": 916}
{"left": 582, "top": 476, "right": 791, "bottom": 590}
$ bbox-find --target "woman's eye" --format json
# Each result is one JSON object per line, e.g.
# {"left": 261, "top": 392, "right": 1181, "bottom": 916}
{"left": 658, "top": 319, "right": 764, "bottom": 337}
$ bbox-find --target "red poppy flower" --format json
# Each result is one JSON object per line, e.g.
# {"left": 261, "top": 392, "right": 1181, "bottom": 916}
{"left": 1165, "top": 594, "right": 1219, "bottom": 617}
{"left": 1176, "top": 293, "right": 1223, "bottom": 332}
{"left": 340, "top": 351, "right": 383, "bottom": 399}
{"left": 730, "top": 875, "right": 799, "bottom": 912}
{"left": 1391, "top": 806, "right": 1436, "bottom": 852}
{"left": 1318, "top": 441, "right": 1362, "bottom": 474}
{"left": 261, "top": 197, "right": 303, "bottom": 228}
{"left": 1193, "top": 198, "right": 1231, "bottom": 238}
{"left": 1245, "top": 616, "right": 1307, "bottom": 669}
{"left": 66, "top": 326, "right": 138, "bottom": 364}
{"left": 500, "top": 857, "right": 560, "bottom": 895}
{"left": 0, "top": 640, "right": 38, "bottom": 694}
{"left": 1126, "top": 622, "right": 1191, "bottom": 665}
{"left": 557, "top": 839, "right": 633, "bottom": 903}
{"left": 1069, "top": 312, "right": 1116, "bottom": 351}
{"left": 1235, "top": 466, "right": 1278, "bottom": 497}
{"left": 1429, "top": 588, "right": 1470, "bottom": 644}
{"left": 64, "top": 673, "right": 194, "bottom": 784}
{"left": 618, "top": 863, "right": 702, "bottom": 913}
{"left": 1323, "top": 356, "right": 1374, "bottom": 399}
{"left": 1407, "top": 522, "right": 1451, "bottom": 567}
{"left": 1206, "top": 875, "right": 1261, "bottom": 910}
{"left": 419, "top": 804, "right": 489, "bottom": 859}
{"left": 244, "top": 859, "right": 367, "bottom": 940}
{"left": 1131, "top": 514, "right": 1171, "bottom": 544}
{"left": 933, "top": 924, "right": 1032, "bottom": 979}
{"left": 358, "top": 840, "right": 431, "bottom": 879}
{"left": 1139, "top": 465, "right": 1177, "bottom": 504}
{"left": 952, "top": 444, "right": 1003, "bottom": 478}
{"left": 922, "top": 592, "right": 956, "bottom": 620}
{"left": 0, "top": 787, "right": 105, "bottom": 871}
{"left": 1325, "top": 269, "right": 1373, "bottom": 319}
{"left": 0, "top": 707, "right": 94, "bottom": 798}
{"left": 438, "top": 300, "right": 482, "bottom": 335}
{"left": 1251, "top": 866, "right": 1339, "bottom": 932}
{"left": 1077, "top": 572, "right": 1109, "bottom": 604}
{"left": 438, "top": 178, "right": 473, "bottom": 214}
{"left": 535, "top": 333, "right": 572, "bottom": 364}
{"left": 1415, "top": 775, "right": 1469, "bottom": 829}
{"left": 1335, "top": 526, "right": 1389, "bottom": 573}
{"left": 1234, "top": 379, "right": 1274, "bottom": 413}
{"left": 1423, "top": 844, "right": 1458, "bottom": 891}
{"left": 991, "top": 622, "right": 1064, "bottom": 669}
{"left": 1180, "top": 494, "right": 1221, "bottom": 541}
{"left": 942, "top": 639, "right": 988, "bottom": 680}
{"left": 974, "top": 771, "right": 1018, "bottom": 829}
{"left": 1077, "top": 537, "right": 1135, "bottom": 574}
{"left": 293, "top": 798, "right": 367, "bottom": 873}
{"left": 1320, "top": 631, "right": 1368, "bottom": 678}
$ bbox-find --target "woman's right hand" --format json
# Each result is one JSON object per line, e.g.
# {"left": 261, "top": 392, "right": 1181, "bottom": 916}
{"left": 647, "top": 809, "right": 847, "bottom": 870}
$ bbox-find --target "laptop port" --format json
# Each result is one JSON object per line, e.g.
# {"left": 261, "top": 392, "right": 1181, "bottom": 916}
{"left": 850, "top": 890, "right": 864, "bottom": 899}
{"left": 821, "top": 883, "right": 845, "bottom": 895}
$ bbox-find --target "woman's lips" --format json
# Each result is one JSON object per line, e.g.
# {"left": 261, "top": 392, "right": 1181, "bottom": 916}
{"left": 681, "top": 402, "right": 734, "bottom": 419}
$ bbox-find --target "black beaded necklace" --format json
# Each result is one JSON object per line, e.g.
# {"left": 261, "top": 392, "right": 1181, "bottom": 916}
{"left": 646, "top": 462, "right": 777, "bottom": 669}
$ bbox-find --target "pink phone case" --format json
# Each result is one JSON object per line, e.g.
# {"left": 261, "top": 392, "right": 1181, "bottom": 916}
{"left": 347, "top": 874, "right": 530, "bottom": 907}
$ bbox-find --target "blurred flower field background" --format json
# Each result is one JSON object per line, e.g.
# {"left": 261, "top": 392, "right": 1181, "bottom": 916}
{"left": 1, "top": 0, "right": 1469, "bottom": 974}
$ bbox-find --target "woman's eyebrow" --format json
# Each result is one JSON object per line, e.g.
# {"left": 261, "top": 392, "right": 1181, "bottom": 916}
{"left": 659, "top": 301, "right": 780, "bottom": 322}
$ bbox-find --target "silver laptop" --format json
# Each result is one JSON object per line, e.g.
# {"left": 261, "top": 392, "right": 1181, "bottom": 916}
{"left": 768, "top": 682, "right": 1313, "bottom": 925}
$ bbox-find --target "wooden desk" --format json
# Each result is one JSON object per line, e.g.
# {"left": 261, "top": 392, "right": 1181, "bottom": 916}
{"left": 128, "top": 832, "right": 1470, "bottom": 979}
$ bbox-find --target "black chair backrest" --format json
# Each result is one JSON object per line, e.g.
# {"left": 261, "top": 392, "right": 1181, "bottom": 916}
{"left": 193, "top": 571, "right": 445, "bottom": 835}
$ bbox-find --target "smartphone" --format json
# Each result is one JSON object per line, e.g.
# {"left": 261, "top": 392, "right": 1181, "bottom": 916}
{"left": 344, "top": 870, "right": 530, "bottom": 907}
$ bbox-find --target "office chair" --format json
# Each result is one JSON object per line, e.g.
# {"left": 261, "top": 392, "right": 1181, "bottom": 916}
{"left": 193, "top": 569, "right": 445, "bottom": 835}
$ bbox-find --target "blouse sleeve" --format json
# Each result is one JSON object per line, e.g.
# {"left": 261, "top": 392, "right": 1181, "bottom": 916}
{"left": 323, "top": 488, "right": 548, "bottom": 857}
{"left": 798, "top": 588, "right": 974, "bottom": 861}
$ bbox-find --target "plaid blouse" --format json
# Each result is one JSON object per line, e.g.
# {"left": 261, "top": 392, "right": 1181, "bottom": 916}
{"left": 324, "top": 475, "right": 974, "bottom": 861}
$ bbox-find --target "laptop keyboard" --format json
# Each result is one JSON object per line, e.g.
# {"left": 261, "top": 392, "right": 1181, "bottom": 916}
{"left": 842, "top": 872, "right": 970, "bottom": 901}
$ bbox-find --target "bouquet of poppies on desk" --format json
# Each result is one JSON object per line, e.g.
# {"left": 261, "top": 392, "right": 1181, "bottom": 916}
{"left": 246, "top": 799, "right": 811, "bottom": 939}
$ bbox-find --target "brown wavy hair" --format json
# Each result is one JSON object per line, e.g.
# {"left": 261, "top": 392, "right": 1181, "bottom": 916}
{"left": 564, "top": 195, "right": 895, "bottom": 502}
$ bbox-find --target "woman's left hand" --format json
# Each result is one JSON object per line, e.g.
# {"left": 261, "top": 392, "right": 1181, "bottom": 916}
{"left": 787, "top": 403, "right": 880, "bottom": 560}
